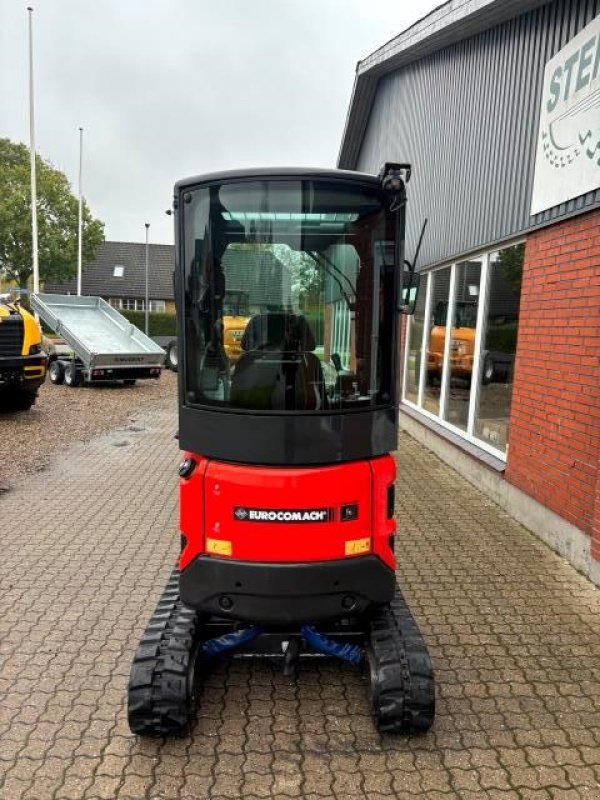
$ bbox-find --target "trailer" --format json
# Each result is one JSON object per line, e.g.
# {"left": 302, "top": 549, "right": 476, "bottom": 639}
{"left": 30, "top": 294, "right": 164, "bottom": 387}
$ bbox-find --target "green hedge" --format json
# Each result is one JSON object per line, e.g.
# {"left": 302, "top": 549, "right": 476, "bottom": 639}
{"left": 36, "top": 309, "right": 177, "bottom": 338}
{"left": 485, "top": 322, "right": 518, "bottom": 354}
{"left": 120, "top": 310, "right": 177, "bottom": 337}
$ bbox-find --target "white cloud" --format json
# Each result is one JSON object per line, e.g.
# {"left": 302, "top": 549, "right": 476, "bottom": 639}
{"left": 1, "top": 0, "right": 441, "bottom": 243}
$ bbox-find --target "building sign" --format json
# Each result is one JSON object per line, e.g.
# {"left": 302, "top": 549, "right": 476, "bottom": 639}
{"left": 530, "top": 14, "right": 600, "bottom": 215}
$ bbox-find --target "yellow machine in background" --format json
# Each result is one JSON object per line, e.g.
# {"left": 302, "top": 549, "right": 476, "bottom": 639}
{"left": 164, "top": 290, "right": 251, "bottom": 373}
{"left": 428, "top": 300, "right": 478, "bottom": 385}
{"left": 0, "top": 294, "right": 47, "bottom": 411}
{"left": 222, "top": 291, "right": 251, "bottom": 363}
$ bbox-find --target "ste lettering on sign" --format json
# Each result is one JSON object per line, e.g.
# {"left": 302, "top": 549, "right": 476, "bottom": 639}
{"left": 530, "top": 14, "right": 600, "bottom": 215}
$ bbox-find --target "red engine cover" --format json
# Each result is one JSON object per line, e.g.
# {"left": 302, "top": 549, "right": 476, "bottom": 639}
{"left": 179, "top": 456, "right": 396, "bottom": 571}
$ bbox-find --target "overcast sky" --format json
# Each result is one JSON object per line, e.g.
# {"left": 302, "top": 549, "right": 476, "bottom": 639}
{"left": 1, "top": 0, "right": 440, "bottom": 244}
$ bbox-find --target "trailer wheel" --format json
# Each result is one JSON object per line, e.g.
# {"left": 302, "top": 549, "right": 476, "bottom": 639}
{"left": 49, "top": 360, "right": 65, "bottom": 385}
{"left": 64, "top": 363, "right": 82, "bottom": 387}
{"left": 166, "top": 340, "right": 178, "bottom": 372}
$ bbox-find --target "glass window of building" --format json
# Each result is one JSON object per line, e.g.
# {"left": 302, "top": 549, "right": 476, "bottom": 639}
{"left": 443, "top": 258, "right": 483, "bottom": 431}
{"left": 404, "top": 275, "right": 427, "bottom": 404}
{"left": 473, "top": 244, "right": 523, "bottom": 453}
{"left": 423, "top": 267, "right": 451, "bottom": 416}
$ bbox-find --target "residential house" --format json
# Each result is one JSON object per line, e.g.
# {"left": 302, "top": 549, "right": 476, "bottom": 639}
{"left": 45, "top": 241, "right": 175, "bottom": 313}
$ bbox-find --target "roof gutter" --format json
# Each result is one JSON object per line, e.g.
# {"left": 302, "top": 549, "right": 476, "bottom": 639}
{"left": 337, "top": 0, "right": 550, "bottom": 169}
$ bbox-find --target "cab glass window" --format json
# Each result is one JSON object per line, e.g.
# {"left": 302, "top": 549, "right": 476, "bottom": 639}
{"left": 181, "top": 179, "right": 398, "bottom": 413}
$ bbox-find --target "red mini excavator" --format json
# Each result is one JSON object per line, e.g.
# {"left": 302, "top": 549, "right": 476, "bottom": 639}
{"left": 128, "top": 164, "right": 435, "bottom": 736}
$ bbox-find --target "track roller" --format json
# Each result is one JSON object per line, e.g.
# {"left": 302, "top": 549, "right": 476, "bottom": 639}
{"left": 367, "top": 588, "right": 435, "bottom": 734}
{"left": 128, "top": 568, "right": 202, "bottom": 736}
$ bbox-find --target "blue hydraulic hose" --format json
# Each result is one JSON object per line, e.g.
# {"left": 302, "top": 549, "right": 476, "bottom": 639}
{"left": 301, "top": 625, "right": 364, "bottom": 666}
{"left": 201, "top": 625, "right": 264, "bottom": 657}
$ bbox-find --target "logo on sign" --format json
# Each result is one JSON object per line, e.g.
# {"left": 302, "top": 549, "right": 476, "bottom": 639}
{"left": 233, "top": 507, "right": 331, "bottom": 523}
{"left": 531, "top": 14, "right": 600, "bottom": 214}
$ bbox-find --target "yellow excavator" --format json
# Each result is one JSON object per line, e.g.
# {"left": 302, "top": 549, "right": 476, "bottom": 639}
{"left": 0, "top": 293, "right": 47, "bottom": 411}
{"left": 164, "top": 290, "right": 251, "bottom": 372}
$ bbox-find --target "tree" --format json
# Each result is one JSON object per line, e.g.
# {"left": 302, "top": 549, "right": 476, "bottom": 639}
{"left": 0, "top": 138, "right": 104, "bottom": 289}
{"left": 278, "top": 247, "right": 324, "bottom": 310}
{"left": 497, "top": 242, "right": 524, "bottom": 295}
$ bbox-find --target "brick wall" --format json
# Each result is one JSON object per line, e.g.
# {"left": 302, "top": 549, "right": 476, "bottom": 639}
{"left": 506, "top": 208, "right": 600, "bottom": 562}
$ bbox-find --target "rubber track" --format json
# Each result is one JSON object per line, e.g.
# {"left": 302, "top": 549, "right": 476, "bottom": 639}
{"left": 128, "top": 567, "right": 202, "bottom": 736}
{"left": 368, "top": 588, "right": 435, "bottom": 734}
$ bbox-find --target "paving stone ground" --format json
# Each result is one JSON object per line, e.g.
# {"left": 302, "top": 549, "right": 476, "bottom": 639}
{"left": 1, "top": 391, "right": 599, "bottom": 800}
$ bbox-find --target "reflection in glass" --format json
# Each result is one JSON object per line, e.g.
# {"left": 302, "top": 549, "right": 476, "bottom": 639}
{"left": 443, "top": 259, "right": 482, "bottom": 431}
{"left": 183, "top": 180, "right": 397, "bottom": 412}
{"left": 423, "top": 267, "right": 451, "bottom": 416}
{"left": 404, "top": 276, "right": 427, "bottom": 404}
{"left": 474, "top": 244, "right": 523, "bottom": 452}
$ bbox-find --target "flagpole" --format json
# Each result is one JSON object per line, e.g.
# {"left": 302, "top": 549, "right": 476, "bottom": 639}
{"left": 145, "top": 223, "right": 150, "bottom": 336}
{"left": 77, "top": 127, "right": 83, "bottom": 296}
{"left": 27, "top": 6, "right": 39, "bottom": 295}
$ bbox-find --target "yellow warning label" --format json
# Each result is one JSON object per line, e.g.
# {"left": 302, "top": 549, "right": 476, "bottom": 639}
{"left": 206, "top": 538, "right": 232, "bottom": 556}
{"left": 345, "top": 537, "right": 370, "bottom": 556}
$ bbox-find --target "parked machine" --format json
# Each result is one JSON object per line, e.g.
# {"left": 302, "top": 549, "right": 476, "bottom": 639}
{"left": 0, "top": 293, "right": 47, "bottom": 411}
{"left": 428, "top": 300, "right": 480, "bottom": 385}
{"left": 30, "top": 294, "right": 164, "bottom": 387}
{"left": 128, "top": 164, "right": 435, "bottom": 736}
{"left": 427, "top": 300, "right": 511, "bottom": 386}
{"left": 162, "top": 290, "right": 252, "bottom": 373}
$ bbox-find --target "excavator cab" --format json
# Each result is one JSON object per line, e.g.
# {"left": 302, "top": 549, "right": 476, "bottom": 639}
{"left": 128, "top": 166, "right": 434, "bottom": 737}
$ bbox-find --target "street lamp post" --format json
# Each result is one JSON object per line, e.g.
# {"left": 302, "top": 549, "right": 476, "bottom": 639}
{"left": 144, "top": 223, "right": 150, "bottom": 336}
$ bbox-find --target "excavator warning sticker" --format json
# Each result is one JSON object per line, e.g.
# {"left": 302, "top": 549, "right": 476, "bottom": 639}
{"left": 233, "top": 507, "right": 332, "bottom": 523}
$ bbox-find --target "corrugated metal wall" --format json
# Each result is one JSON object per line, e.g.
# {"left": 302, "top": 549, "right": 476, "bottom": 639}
{"left": 356, "top": 0, "right": 600, "bottom": 269}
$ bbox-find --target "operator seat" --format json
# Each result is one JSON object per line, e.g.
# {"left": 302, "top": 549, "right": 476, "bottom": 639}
{"left": 230, "top": 313, "right": 325, "bottom": 411}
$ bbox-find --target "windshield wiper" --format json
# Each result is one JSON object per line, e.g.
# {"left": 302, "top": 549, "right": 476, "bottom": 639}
{"left": 308, "top": 251, "right": 356, "bottom": 310}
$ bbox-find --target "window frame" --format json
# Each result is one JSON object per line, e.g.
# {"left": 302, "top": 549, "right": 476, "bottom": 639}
{"left": 401, "top": 238, "right": 525, "bottom": 462}
{"left": 113, "top": 298, "right": 167, "bottom": 312}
